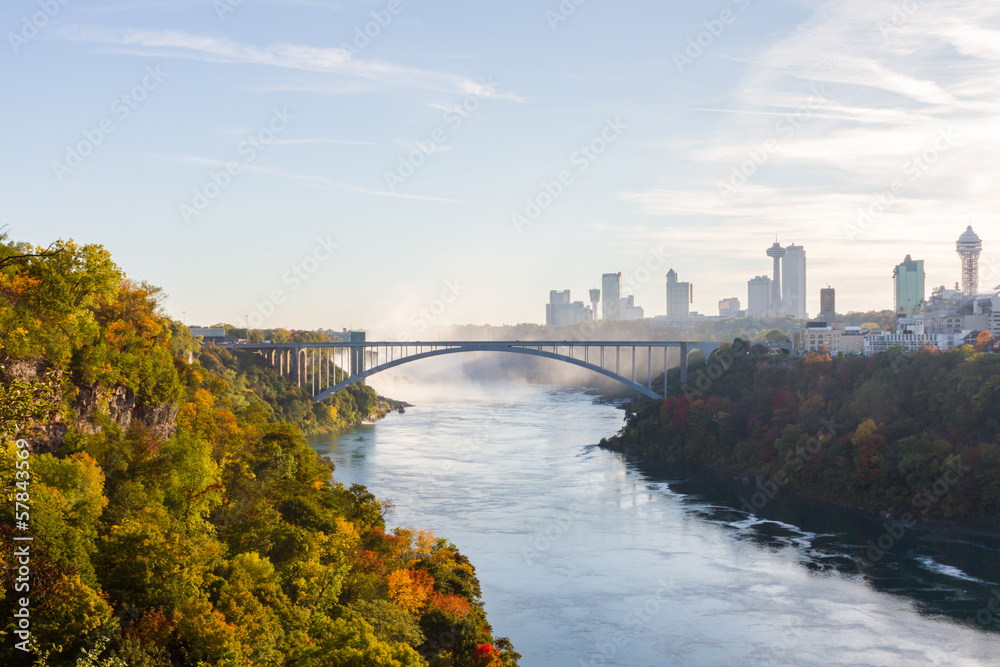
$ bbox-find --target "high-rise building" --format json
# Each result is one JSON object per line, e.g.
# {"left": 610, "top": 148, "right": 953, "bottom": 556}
{"left": 893, "top": 255, "right": 925, "bottom": 316}
{"left": 589, "top": 288, "right": 601, "bottom": 319}
{"left": 747, "top": 275, "right": 773, "bottom": 318}
{"left": 666, "top": 269, "right": 691, "bottom": 319}
{"left": 718, "top": 298, "right": 740, "bottom": 318}
{"left": 819, "top": 287, "right": 835, "bottom": 323}
{"left": 957, "top": 226, "right": 982, "bottom": 296}
{"left": 545, "top": 290, "right": 592, "bottom": 326}
{"left": 783, "top": 244, "right": 807, "bottom": 319}
{"left": 765, "top": 242, "right": 786, "bottom": 313}
{"left": 602, "top": 273, "right": 622, "bottom": 320}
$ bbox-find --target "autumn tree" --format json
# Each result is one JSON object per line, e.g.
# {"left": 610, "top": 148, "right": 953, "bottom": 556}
{"left": 975, "top": 330, "right": 994, "bottom": 352}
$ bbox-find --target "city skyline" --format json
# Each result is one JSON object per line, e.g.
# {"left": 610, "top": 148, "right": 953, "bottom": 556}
{"left": 4, "top": 1, "right": 1000, "bottom": 333}
{"left": 537, "top": 226, "right": 988, "bottom": 327}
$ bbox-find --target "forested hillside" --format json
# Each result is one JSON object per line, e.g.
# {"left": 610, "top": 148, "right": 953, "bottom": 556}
{"left": 197, "top": 346, "right": 398, "bottom": 436}
{"left": 0, "top": 235, "right": 518, "bottom": 666}
{"left": 603, "top": 342, "right": 1000, "bottom": 529}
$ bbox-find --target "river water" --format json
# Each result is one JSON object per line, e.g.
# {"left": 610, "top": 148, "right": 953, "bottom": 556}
{"left": 308, "top": 382, "right": 1000, "bottom": 666}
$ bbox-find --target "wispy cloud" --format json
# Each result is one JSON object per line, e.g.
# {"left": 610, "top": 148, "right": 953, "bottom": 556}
{"left": 62, "top": 26, "right": 520, "bottom": 99}
{"left": 79, "top": 0, "right": 349, "bottom": 14}
{"left": 627, "top": 0, "right": 1000, "bottom": 247}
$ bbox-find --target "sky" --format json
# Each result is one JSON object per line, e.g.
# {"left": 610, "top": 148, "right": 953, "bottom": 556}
{"left": 3, "top": 0, "right": 1000, "bottom": 336}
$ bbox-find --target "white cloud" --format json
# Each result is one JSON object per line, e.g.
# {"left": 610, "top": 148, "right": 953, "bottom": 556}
{"left": 62, "top": 26, "right": 520, "bottom": 99}
{"left": 623, "top": 0, "right": 1000, "bottom": 312}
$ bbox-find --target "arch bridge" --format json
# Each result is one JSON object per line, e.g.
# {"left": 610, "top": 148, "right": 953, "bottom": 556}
{"left": 214, "top": 340, "right": 722, "bottom": 401}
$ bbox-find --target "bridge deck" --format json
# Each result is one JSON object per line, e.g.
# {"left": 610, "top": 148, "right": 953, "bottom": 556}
{"left": 214, "top": 340, "right": 723, "bottom": 402}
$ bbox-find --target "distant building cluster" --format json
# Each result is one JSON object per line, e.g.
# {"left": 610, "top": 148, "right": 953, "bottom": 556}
{"left": 793, "top": 322, "right": 867, "bottom": 356}
{"left": 718, "top": 297, "right": 742, "bottom": 318}
{"left": 792, "top": 226, "right": 998, "bottom": 356}
{"left": 545, "top": 290, "right": 593, "bottom": 327}
{"left": 544, "top": 275, "right": 643, "bottom": 326}
{"left": 753, "top": 240, "right": 808, "bottom": 319}
{"left": 541, "top": 227, "right": 996, "bottom": 357}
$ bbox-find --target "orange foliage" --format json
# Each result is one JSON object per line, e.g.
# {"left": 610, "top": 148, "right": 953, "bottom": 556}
{"left": 130, "top": 607, "right": 173, "bottom": 648}
{"left": 387, "top": 568, "right": 434, "bottom": 615}
{"left": 428, "top": 592, "right": 472, "bottom": 617}
{"left": 975, "top": 331, "right": 993, "bottom": 352}
{"left": 178, "top": 388, "right": 216, "bottom": 435}
{"left": 172, "top": 597, "right": 241, "bottom": 663}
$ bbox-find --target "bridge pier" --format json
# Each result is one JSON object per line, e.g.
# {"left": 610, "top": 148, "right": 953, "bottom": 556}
{"left": 297, "top": 347, "right": 307, "bottom": 388}
{"left": 679, "top": 342, "right": 689, "bottom": 387}
{"left": 647, "top": 346, "right": 652, "bottom": 391}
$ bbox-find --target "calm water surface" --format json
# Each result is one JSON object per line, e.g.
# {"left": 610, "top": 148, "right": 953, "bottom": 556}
{"left": 308, "top": 382, "right": 1000, "bottom": 666}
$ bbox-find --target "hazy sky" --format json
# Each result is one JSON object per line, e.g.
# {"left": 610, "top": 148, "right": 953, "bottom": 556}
{"left": 4, "top": 0, "right": 999, "bottom": 335}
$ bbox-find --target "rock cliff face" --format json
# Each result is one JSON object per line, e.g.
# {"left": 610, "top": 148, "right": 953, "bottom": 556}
{"left": 1, "top": 357, "right": 178, "bottom": 452}
{"left": 71, "top": 384, "right": 178, "bottom": 442}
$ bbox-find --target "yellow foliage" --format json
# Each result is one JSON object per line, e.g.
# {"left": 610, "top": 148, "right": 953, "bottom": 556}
{"left": 315, "top": 616, "right": 425, "bottom": 666}
{"left": 173, "top": 596, "right": 246, "bottom": 666}
{"left": 852, "top": 418, "right": 879, "bottom": 446}
{"left": 34, "top": 451, "right": 108, "bottom": 532}
{"left": 289, "top": 519, "right": 360, "bottom": 612}
{"left": 35, "top": 574, "right": 113, "bottom": 649}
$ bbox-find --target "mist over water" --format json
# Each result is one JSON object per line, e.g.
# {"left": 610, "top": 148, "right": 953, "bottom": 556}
{"left": 310, "top": 382, "right": 1000, "bottom": 666}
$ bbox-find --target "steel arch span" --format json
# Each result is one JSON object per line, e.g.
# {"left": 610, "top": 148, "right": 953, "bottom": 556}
{"left": 215, "top": 340, "right": 722, "bottom": 402}
{"left": 313, "top": 345, "right": 663, "bottom": 401}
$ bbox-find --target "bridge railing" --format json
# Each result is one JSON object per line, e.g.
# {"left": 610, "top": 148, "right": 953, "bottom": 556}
{"left": 213, "top": 340, "right": 723, "bottom": 401}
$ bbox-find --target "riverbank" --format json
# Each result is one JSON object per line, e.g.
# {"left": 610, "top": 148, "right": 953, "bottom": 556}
{"left": 600, "top": 345, "right": 1000, "bottom": 532}
{"left": 200, "top": 345, "right": 410, "bottom": 435}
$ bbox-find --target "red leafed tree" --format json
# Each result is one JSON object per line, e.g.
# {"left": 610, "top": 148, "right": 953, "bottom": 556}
{"left": 474, "top": 643, "right": 504, "bottom": 667}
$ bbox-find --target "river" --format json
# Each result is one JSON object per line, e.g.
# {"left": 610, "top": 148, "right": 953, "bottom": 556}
{"left": 308, "top": 382, "right": 1000, "bottom": 666}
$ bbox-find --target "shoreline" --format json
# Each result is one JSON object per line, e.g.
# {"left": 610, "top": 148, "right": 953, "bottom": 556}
{"left": 603, "top": 445, "right": 1000, "bottom": 538}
